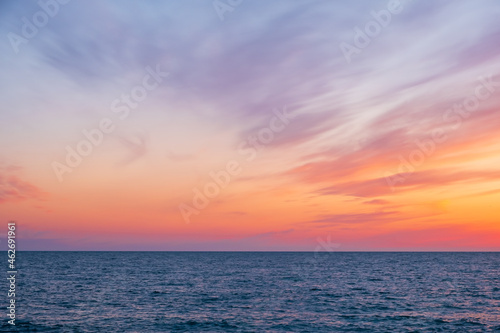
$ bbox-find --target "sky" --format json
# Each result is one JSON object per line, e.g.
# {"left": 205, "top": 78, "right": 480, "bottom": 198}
{"left": 0, "top": 0, "right": 499, "bottom": 251}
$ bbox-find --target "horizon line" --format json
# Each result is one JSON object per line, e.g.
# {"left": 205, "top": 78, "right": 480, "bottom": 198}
{"left": 12, "top": 250, "right": 500, "bottom": 253}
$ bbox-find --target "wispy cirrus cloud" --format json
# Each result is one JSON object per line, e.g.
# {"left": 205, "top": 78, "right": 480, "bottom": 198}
{"left": 0, "top": 165, "right": 46, "bottom": 204}
{"left": 315, "top": 168, "right": 500, "bottom": 198}
{"left": 301, "top": 211, "right": 401, "bottom": 228}
{"left": 364, "top": 199, "right": 390, "bottom": 205}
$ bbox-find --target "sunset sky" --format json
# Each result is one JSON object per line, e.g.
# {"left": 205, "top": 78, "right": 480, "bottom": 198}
{"left": 1, "top": 0, "right": 499, "bottom": 251}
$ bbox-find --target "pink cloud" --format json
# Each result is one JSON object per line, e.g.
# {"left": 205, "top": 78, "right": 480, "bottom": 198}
{"left": 316, "top": 168, "right": 500, "bottom": 198}
{"left": 0, "top": 165, "right": 47, "bottom": 204}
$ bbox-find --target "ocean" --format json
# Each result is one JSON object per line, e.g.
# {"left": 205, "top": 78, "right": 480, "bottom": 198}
{"left": 2, "top": 252, "right": 499, "bottom": 332}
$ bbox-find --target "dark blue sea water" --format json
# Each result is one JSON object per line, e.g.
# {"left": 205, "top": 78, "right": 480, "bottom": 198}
{"left": 1, "top": 252, "right": 499, "bottom": 332}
